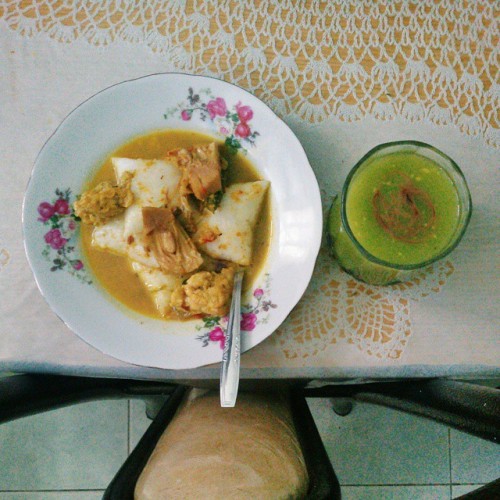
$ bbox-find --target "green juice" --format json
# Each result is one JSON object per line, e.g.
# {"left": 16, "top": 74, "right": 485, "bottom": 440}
{"left": 328, "top": 142, "right": 471, "bottom": 285}
{"left": 346, "top": 152, "right": 460, "bottom": 266}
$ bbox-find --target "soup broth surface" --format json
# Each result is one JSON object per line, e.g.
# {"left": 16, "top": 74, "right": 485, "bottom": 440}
{"left": 81, "top": 129, "right": 271, "bottom": 319}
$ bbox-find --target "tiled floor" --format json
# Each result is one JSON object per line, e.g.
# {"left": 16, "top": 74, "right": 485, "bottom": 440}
{"left": 0, "top": 394, "right": 498, "bottom": 499}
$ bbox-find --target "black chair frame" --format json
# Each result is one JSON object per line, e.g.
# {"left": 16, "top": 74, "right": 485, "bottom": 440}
{"left": 0, "top": 375, "right": 498, "bottom": 499}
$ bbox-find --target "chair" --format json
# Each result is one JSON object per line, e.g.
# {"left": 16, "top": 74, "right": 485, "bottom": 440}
{"left": 0, "top": 375, "right": 498, "bottom": 499}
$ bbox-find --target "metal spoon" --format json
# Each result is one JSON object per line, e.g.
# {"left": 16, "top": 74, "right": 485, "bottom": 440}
{"left": 220, "top": 270, "right": 244, "bottom": 407}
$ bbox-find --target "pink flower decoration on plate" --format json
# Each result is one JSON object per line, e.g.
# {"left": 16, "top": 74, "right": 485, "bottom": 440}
{"left": 44, "top": 228, "right": 67, "bottom": 250}
{"left": 72, "top": 260, "right": 83, "bottom": 270}
{"left": 37, "top": 188, "right": 91, "bottom": 284}
{"left": 54, "top": 198, "right": 70, "bottom": 215}
{"left": 37, "top": 202, "right": 55, "bottom": 222}
{"left": 236, "top": 103, "right": 253, "bottom": 123}
{"left": 209, "top": 326, "right": 226, "bottom": 348}
{"left": 253, "top": 288, "right": 264, "bottom": 298}
{"left": 214, "top": 116, "right": 233, "bottom": 136}
{"left": 206, "top": 97, "right": 227, "bottom": 119}
{"left": 241, "top": 312, "right": 257, "bottom": 331}
{"left": 235, "top": 122, "right": 251, "bottom": 138}
{"left": 164, "top": 88, "right": 259, "bottom": 153}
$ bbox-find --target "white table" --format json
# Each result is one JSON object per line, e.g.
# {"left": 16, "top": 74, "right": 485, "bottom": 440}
{"left": 1, "top": 0, "right": 498, "bottom": 382}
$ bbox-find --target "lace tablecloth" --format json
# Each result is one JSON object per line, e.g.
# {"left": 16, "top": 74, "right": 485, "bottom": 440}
{"left": 1, "top": 1, "right": 498, "bottom": 381}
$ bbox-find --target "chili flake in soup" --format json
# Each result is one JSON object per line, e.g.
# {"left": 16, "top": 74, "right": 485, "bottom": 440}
{"left": 80, "top": 130, "right": 271, "bottom": 320}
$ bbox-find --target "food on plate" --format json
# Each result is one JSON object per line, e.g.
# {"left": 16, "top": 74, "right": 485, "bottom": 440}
{"left": 142, "top": 207, "right": 203, "bottom": 275}
{"left": 193, "top": 181, "right": 269, "bottom": 266}
{"left": 73, "top": 173, "right": 134, "bottom": 225}
{"left": 129, "top": 261, "right": 183, "bottom": 317}
{"left": 78, "top": 130, "right": 270, "bottom": 320}
{"left": 169, "top": 142, "right": 223, "bottom": 201}
{"left": 170, "top": 266, "right": 236, "bottom": 317}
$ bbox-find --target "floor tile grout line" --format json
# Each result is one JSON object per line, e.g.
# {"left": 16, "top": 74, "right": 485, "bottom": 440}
{"left": 450, "top": 483, "right": 488, "bottom": 486}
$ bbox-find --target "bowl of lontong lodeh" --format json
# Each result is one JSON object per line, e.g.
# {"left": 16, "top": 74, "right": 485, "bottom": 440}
{"left": 23, "top": 73, "right": 322, "bottom": 369}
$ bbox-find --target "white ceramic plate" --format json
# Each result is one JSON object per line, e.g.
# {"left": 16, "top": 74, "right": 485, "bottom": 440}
{"left": 23, "top": 73, "right": 322, "bottom": 369}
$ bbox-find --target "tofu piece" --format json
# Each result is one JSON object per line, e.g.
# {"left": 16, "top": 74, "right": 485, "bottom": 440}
{"left": 194, "top": 181, "right": 269, "bottom": 266}
{"left": 73, "top": 179, "right": 133, "bottom": 226}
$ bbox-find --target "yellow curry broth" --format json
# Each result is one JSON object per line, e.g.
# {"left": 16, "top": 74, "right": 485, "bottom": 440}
{"left": 81, "top": 130, "right": 271, "bottom": 319}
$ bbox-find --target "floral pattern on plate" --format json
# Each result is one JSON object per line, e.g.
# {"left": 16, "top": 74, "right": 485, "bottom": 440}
{"left": 37, "top": 188, "right": 91, "bottom": 284}
{"left": 164, "top": 87, "right": 259, "bottom": 152}
{"left": 196, "top": 273, "right": 276, "bottom": 348}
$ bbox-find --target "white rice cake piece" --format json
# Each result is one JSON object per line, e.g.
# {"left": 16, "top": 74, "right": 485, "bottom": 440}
{"left": 113, "top": 157, "right": 182, "bottom": 207}
{"left": 195, "top": 181, "right": 269, "bottom": 266}
{"left": 91, "top": 213, "right": 158, "bottom": 268}
{"left": 92, "top": 215, "right": 127, "bottom": 256}
{"left": 112, "top": 157, "right": 182, "bottom": 239}
{"left": 126, "top": 236, "right": 159, "bottom": 268}
{"left": 131, "top": 261, "right": 183, "bottom": 317}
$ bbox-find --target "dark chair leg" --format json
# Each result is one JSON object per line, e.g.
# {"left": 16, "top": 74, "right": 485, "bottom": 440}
{"left": 291, "top": 390, "right": 342, "bottom": 499}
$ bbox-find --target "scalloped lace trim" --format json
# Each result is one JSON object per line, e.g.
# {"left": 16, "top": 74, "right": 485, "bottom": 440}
{"left": 1, "top": 0, "right": 498, "bottom": 147}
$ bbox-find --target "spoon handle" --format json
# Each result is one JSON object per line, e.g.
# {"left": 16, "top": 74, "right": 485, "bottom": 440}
{"left": 220, "top": 270, "right": 244, "bottom": 407}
